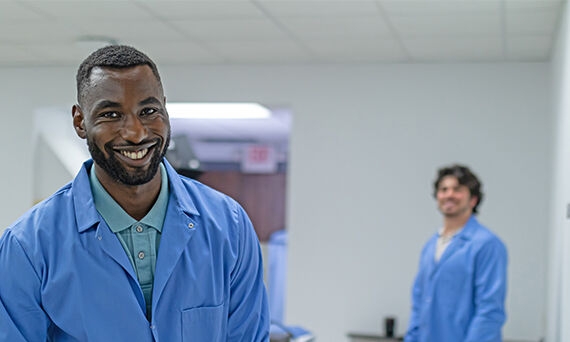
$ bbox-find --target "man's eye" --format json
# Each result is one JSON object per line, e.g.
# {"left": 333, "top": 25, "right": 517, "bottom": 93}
{"left": 101, "top": 111, "right": 119, "bottom": 119}
{"left": 141, "top": 108, "right": 157, "bottom": 116}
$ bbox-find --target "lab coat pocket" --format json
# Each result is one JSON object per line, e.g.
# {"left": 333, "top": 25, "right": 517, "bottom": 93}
{"left": 182, "top": 304, "right": 224, "bottom": 341}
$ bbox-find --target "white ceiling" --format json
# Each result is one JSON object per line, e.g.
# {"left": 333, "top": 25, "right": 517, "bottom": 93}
{"left": 0, "top": 0, "right": 564, "bottom": 67}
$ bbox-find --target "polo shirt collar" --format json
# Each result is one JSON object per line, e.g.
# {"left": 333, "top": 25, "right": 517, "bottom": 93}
{"left": 89, "top": 163, "right": 169, "bottom": 233}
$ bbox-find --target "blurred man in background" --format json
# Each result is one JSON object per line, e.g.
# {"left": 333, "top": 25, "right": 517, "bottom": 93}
{"left": 405, "top": 164, "right": 507, "bottom": 342}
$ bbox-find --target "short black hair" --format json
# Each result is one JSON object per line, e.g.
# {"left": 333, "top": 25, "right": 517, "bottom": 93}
{"left": 433, "top": 164, "right": 484, "bottom": 214}
{"left": 76, "top": 45, "right": 162, "bottom": 105}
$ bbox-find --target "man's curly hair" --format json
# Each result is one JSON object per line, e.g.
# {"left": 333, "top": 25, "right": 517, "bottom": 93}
{"left": 76, "top": 45, "right": 162, "bottom": 105}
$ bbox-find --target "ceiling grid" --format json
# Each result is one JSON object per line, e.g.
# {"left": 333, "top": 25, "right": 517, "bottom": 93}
{"left": 0, "top": 0, "right": 562, "bottom": 67}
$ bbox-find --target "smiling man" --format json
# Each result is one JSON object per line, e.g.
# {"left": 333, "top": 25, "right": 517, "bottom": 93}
{"left": 0, "top": 45, "right": 269, "bottom": 341}
{"left": 404, "top": 164, "right": 508, "bottom": 342}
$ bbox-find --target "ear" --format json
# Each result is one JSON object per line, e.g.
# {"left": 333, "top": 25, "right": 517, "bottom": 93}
{"left": 469, "top": 195, "right": 478, "bottom": 209}
{"left": 72, "top": 104, "right": 87, "bottom": 139}
{"left": 163, "top": 96, "right": 169, "bottom": 118}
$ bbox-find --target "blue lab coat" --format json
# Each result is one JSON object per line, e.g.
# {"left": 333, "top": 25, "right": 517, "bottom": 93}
{"left": 0, "top": 159, "right": 269, "bottom": 341}
{"left": 405, "top": 216, "right": 507, "bottom": 342}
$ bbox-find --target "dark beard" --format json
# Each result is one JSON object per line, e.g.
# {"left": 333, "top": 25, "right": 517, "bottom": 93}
{"left": 88, "top": 134, "right": 170, "bottom": 186}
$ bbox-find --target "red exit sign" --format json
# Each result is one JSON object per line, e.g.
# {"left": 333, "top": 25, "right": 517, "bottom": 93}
{"left": 241, "top": 145, "right": 277, "bottom": 173}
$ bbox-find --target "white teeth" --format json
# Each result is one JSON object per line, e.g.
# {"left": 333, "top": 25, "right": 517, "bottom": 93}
{"left": 121, "top": 148, "right": 148, "bottom": 160}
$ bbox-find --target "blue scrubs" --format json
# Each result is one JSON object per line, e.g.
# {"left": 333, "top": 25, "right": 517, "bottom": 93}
{"left": 405, "top": 216, "right": 507, "bottom": 342}
{"left": 0, "top": 159, "right": 270, "bottom": 341}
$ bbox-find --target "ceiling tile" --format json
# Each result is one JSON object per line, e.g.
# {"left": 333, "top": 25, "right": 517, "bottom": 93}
{"left": 64, "top": 19, "right": 188, "bottom": 43}
{"left": 0, "top": 1, "right": 47, "bottom": 21}
{"left": 137, "top": 0, "right": 266, "bottom": 19}
{"left": 255, "top": 0, "right": 380, "bottom": 17}
{"left": 302, "top": 37, "right": 408, "bottom": 62}
{"left": 23, "top": 0, "right": 152, "bottom": 19}
{"left": 206, "top": 40, "right": 313, "bottom": 63}
{"left": 505, "top": 0, "right": 563, "bottom": 12}
{"left": 278, "top": 16, "right": 393, "bottom": 38}
{"left": 380, "top": 0, "right": 501, "bottom": 16}
{"left": 171, "top": 18, "right": 290, "bottom": 41}
{"left": 125, "top": 41, "right": 226, "bottom": 65}
{"left": 404, "top": 36, "right": 503, "bottom": 62}
{"left": 19, "top": 43, "right": 97, "bottom": 66}
{"left": 391, "top": 13, "right": 502, "bottom": 37}
{"left": 0, "top": 20, "right": 78, "bottom": 44}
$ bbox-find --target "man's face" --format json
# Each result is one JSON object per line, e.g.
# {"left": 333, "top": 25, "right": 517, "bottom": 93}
{"left": 73, "top": 65, "right": 170, "bottom": 186}
{"left": 436, "top": 175, "right": 477, "bottom": 218}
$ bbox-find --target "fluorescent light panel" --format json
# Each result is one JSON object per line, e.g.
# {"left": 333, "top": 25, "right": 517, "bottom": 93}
{"left": 167, "top": 103, "right": 270, "bottom": 119}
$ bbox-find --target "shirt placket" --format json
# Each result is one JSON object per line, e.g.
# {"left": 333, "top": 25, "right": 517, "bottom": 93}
{"left": 131, "top": 222, "right": 154, "bottom": 319}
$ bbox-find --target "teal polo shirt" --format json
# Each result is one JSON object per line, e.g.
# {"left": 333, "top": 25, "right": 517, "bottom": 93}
{"left": 89, "top": 163, "right": 169, "bottom": 321}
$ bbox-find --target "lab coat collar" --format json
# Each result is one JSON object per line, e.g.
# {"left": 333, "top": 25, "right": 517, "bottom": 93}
{"left": 454, "top": 215, "right": 479, "bottom": 241}
{"left": 431, "top": 215, "right": 479, "bottom": 272}
{"left": 74, "top": 160, "right": 102, "bottom": 233}
{"left": 162, "top": 158, "right": 200, "bottom": 217}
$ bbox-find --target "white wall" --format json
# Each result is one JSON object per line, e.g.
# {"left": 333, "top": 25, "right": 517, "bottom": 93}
{"left": 0, "top": 68, "right": 76, "bottom": 229}
{"left": 0, "top": 62, "right": 551, "bottom": 341}
{"left": 548, "top": 2, "right": 569, "bottom": 342}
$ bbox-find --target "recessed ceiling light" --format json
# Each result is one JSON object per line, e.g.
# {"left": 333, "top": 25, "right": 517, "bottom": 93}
{"left": 166, "top": 103, "right": 271, "bottom": 119}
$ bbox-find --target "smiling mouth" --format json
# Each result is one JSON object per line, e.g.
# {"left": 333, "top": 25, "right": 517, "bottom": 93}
{"left": 120, "top": 149, "right": 149, "bottom": 160}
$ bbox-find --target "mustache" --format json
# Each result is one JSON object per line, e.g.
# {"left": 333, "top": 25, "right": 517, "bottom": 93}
{"left": 106, "top": 138, "right": 162, "bottom": 149}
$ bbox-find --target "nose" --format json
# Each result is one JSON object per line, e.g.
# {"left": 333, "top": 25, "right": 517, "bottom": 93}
{"left": 121, "top": 114, "right": 147, "bottom": 144}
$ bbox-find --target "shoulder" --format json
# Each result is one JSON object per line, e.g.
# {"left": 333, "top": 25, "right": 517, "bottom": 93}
{"left": 172, "top": 174, "right": 258, "bottom": 257}
{"left": 468, "top": 218, "right": 508, "bottom": 258}
{"left": 6, "top": 183, "right": 74, "bottom": 238}
{"left": 470, "top": 219, "right": 505, "bottom": 244}
{"left": 0, "top": 183, "right": 75, "bottom": 269}
{"left": 421, "top": 235, "right": 437, "bottom": 250}
{"left": 421, "top": 232, "right": 439, "bottom": 252}
{"left": 176, "top": 174, "right": 242, "bottom": 213}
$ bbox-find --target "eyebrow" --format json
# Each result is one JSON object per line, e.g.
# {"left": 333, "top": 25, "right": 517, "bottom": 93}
{"left": 140, "top": 97, "right": 162, "bottom": 106}
{"left": 91, "top": 97, "right": 162, "bottom": 113}
{"left": 92, "top": 100, "right": 121, "bottom": 113}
